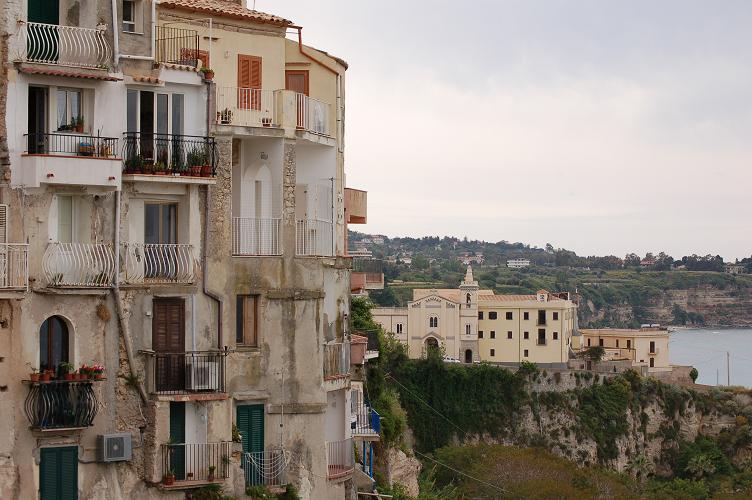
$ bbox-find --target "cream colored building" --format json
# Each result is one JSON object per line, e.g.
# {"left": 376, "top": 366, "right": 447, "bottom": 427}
{"left": 578, "top": 327, "right": 671, "bottom": 372}
{"left": 372, "top": 267, "right": 577, "bottom": 367}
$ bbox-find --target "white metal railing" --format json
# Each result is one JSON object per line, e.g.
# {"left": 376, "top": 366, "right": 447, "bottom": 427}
{"left": 18, "top": 22, "right": 112, "bottom": 68}
{"left": 324, "top": 342, "right": 350, "bottom": 380}
{"left": 295, "top": 93, "right": 330, "bottom": 135}
{"left": 232, "top": 218, "right": 281, "bottom": 256}
{"left": 216, "top": 87, "right": 276, "bottom": 127}
{"left": 325, "top": 438, "right": 354, "bottom": 479}
{"left": 242, "top": 450, "right": 292, "bottom": 487}
{"left": 121, "top": 243, "right": 197, "bottom": 285}
{"left": 0, "top": 244, "right": 29, "bottom": 289}
{"left": 42, "top": 242, "right": 116, "bottom": 287}
{"left": 295, "top": 219, "right": 333, "bottom": 257}
{"left": 350, "top": 390, "right": 379, "bottom": 436}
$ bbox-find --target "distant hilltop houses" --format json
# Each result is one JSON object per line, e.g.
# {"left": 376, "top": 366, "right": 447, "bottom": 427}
{"left": 458, "top": 252, "right": 484, "bottom": 265}
{"left": 507, "top": 258, "right": 531, "bottom": 269}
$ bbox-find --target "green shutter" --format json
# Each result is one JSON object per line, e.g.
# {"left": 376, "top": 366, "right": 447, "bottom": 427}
{"left": 40, "top": 446, "right": 78, "bottom": 500}
{"left": 169, "top": 402, "right": 186, "bottom": 480}
{"left": 28, "top": 0, "right": 59, "bottom": 24}
{"left": 237, "top": 404, "right": 264, "bottom": 454}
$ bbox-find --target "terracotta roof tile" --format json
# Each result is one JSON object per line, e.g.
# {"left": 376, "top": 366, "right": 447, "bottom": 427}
{"left": 160, "top": 0, "right": 292, "bottom": 25}
{"left": 17, "top": 66, "right": 121, "bottom": 81}
{"left": 132, "top": 75, "right": 162, "bottom": 84}
{"left": 478, "top": 294, "right": 538, "bottom": 302}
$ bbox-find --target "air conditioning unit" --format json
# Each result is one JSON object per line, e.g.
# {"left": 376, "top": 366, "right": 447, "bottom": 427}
{"left": 97, "top": 433, "right": 133, "bottom": 462}
{"left": 187, "top": 360, "right": 219, "bottom": 391}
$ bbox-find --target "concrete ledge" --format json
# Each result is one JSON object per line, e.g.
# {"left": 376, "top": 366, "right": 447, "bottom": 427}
{"left": 154, "top": 393, "right": 229, "bottom": 402}
{"left": 122, "top": 174, "right": 216, "bottom": 185}
{"left": 266, "top": 289, "right": 325, "bottom": 300}
{"left": 232, "top": 390, "right": 270, "bottom": 401}
{"left": 267, "top": 402, "right": 326, "bottom": 414}
{"left": 34, "top": 287, "right": 110, "bottom": 296}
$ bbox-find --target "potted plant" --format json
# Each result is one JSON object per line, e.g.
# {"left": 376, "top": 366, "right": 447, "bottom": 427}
{"left": 97, "top": 141, "right": 112, "bottom": 157}
{"left": 218, "top": 108, "right": 233, "bottom": 124}
{"left": 79, "top": 364, "right": 91, "bottom": 380}
{"left": 207, "top": 465, "right": 216, "bottom": 482}
{"left": 200, "top": 67, "right": 215, "bottom": 81}
{"left": 124, "top": 154, "right": 144, "bottom": 174}
{"left": 40, "top": 369, "right": 53, "bottom": 382}
{"left": 28, "top": 365, "right": 40, "bottom": 382}
{"left": 91, "top": 364, "right": 105, "bottom": 380}
{"left": 163, "top": 469, "right": 176, "bottom": 486}
{"left": 153, "top": 161, "right": 167, "bottom": 175}
{"left": 186, "top": 472, "right": 194, "bottom": 481}
{"left": 142, "top": 161, "right": 155, "bottom": 175}
{"left": 74, "top": 116, "right": 84, "bottom": 133}
{"left": 59, "top": 362, "right": 75, "bottom": 381}
{"left": 262, "top": 116, "right": 272, "bottom": 127}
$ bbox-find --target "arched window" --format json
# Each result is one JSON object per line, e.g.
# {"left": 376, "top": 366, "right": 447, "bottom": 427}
{"left": 425, "top": 337, "right": 439, "bottom": 350}
{"left": 465, "top": 324, "right": 471, "bottom": 335}
{"left": 40, "top": 316, "right": 69, "bottom": 373}
{"left": 465, "top": 349, "right": 473, "bottom": 363}
{"left": 429, "top": 316, "right": 438, "bottom": 328}
{"left": 466, "top": 293, "right": 471, "bottom": 306}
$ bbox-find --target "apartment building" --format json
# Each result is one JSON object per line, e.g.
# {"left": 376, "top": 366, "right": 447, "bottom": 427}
{"left": 0, "top": 0, "right": 367, "bottom": 498}
{"left": 577, "top": 327, "right": 671, "bottom": 372}
{"left": 371, "top": 266, "right": 577, "bottom": 367}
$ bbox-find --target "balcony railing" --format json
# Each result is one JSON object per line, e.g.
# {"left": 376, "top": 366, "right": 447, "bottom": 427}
{"left": 351, "top": 390, "right": 381, "bottom": 438}
{"left": 19, "top": 22, "right": 112, "bottom": 69}
{"left": 122, "top": 133, "right": 217, "bottom": 177}
{"left": 121, "top": 243, "right": 197, "bottom": 284}
{"left": 42, "top": 242, "right": 116, "bottom": 287}
{"left": 144, "top": 351, "right": 226, "bottom": 395}
{"left": 155, "top": 26, "right": 199, "bottom": 66}
{"left": 24, "top": 133, "right": 119, "bottom": 157}
{"left": 296, "top": 219, "right": 333, "bottom": 257}
{"left": 242, "top": 450, "right": 291, "bottom": 487}
{"left": 23, "top": 380, "right": 100, "bottom": 430}
{"left": 323, "top": 342, "right": 350, "bottom": 380}
{"left": 216, "top": 87, "right": 277, "bottom": 128}
{"left": 161, "top": 442, "right": 231, "bottom": 482}
{"left": 232, "top": 218, "right": 282, "bottom": 256}
{"left": 0, "top": 244, "right": 29, "bottom": 289}
{"left": 325, "top": 438, "right": 354, "bottom": 479}
{"left": 295, "top": 93, "right": 330, "bottom": 135}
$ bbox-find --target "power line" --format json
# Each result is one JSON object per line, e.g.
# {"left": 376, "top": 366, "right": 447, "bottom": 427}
{"left": 413, "top": 449, "right": 508, "bottom": 494}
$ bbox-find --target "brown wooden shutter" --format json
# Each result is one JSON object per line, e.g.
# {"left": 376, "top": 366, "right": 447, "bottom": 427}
{"left": 285, "top": 70, "right": 309, "bottom": 96}
{"left": 238, "top": 54, "right": 262, "bottom": 110}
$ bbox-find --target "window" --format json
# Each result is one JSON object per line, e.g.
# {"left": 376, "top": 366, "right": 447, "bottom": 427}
{"left": 285, "top": 70, "right": 309, "bottom": 96}
{"left": 490, "top": 349, "right": 495, "bottom": 357}
{"left": 553, "top": 331, "right": 559, "bottom": 340}
{"left": 239, "top": 55, "right": 263, "bottom": 110}
{"left": 650, "top": 357, "right": 655, "bottom": 368}
{"left": 40, "top": 316, "right": 69, "bottom": 374}
{"left": 507, "top": 331, "right": 512, "bottom": 339}
{"left": 478, "top": 311, "right": 483, "bottom": 320}
{"left": 587, "top": 338, "right": 591, "bottom": 347}
{"left": 537, "top": 310, "right": 546, "bottom": 325}
{"left": 506, "top": 312, "right": 513, "bottom": 320}
{"left": 56, "top": 89, "right": 82, "bottom": 131}
{"left": 478, "top": 331, "right": 483, "bottom": 339}
{"left": 553, "top": 312, "right": 559, "bottom": 320}
{"left": 489, "top": 312, "right": 497, "bottom": 320}
{"left": 537, "top": 329, "right": 546, "bottom": 345}
{"left": 523, "top": 311, "right": 529, "bottom": 320}
{"left": 490, "top": 331, "right": 496, "bottom": 339}
{"left": 523, "top": 349, "right": 529, "bottom": 357}
{"left": 429, "top": 316, "right": 438, "bottom": 328}
{"left": 236, "top": 295, "right": 259, "bottom": 347}
{"left": 123, "top": 0, "right": 137, "bottom": 32}
{"left": 465, "top": 324, "right": 471, "bottom": 335}
{"left": 627, "top": 339, "right": 632, "bottom": 349}
{"left": 650, "top": 341, "right": 656, "bottom": 353}
{"left": 599, "top": 339, "right": 604, "bottom": 347}
{"left": 616, "top": 339, "right": 619, "bottom": 347}
{"left": 145, "top": 203, "right": 177, "bottom": 244}
{"left": 523, "top": 331, "right": 529, "bottom": 340}
{"left": 466, "top": 293, "right": 471, "bottom": 306}
{"left": 396, "top": 323, "right": 403, "bottom": 334}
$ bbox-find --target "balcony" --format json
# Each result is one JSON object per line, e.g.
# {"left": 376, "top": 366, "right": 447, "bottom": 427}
{"left": 351, "top": 390, "right": 380, "bottom": 440}
{"left": 121, "top": 243, "right": 198, "bottom": 285}
{"left": 161, "top": 442, "right": 230, "bottom": 487}
{"left": 344, "top": 188, "right": 367, "bottom": 225}
{"left": 232, "top": 218, "right": 282, "bottom": 256}
{"left": 18, "top": 22, "right": 112, "bottom": 69}
{"left": 21, "top": 133, "right": 121, "bottom": 188}
{"left": 323, "top": 342, "right": 350, "bottom": 381}
{"left": 242, "top": 450, "right": 290, "bottom": 488}
{"left": 122, "top": 133, "right": 217, "bottom": 180}
{"left": 295, "top": 93, "right": 331, "bottom": 136}
{"left": 144, "top": 351, "right": 226, "bottom": 397}
{"left": 155, "top": 26, "right": 199, "bottom": 67}
{"left": 216, "top": 87, "right": 277, "bottom": 128}
{"left": 23, "top": 379, "right": 101, "bottom": 430}
{"left": 42, "top": 242, "right": 116, "bottom": 288}
{"left": 296, "top": 219, "right": 334, "bottom": 257}
{"left": 325, "top": 438, "right": 354, "bottom": 480}
{"left": 0, "top": 244, "right": 29, "bottom": 290}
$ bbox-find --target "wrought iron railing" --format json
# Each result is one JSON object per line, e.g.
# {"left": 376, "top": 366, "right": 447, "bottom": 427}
{"left": 216, "top": 87, "right": 277, "bottom": 127}
{"left": 18, "top": 21, "right": 112, "bottom": 68}
{"left": 42, "top": 242, "right": 116, "bottom": 287}
{"left": 0, "top": 244, "right": 29, "bottom": 289}
{"left": 325, "top": 438, "right": 354, "bottom": 479}
{"left": 155, "top": 26, "right": 199, "bottom": 66}
{"left": 295, "top": 93, "right": 330, "bottom": 135}
{"left": 121, "top": 243, "right": 197, "bottom": 284}
{"left": 351, "top": 390, "right": 381, "bottom": 437}
{"left": 232, "top": 217, "right": 282, "bottom": 256}
{"left": 242, "top": 450, "right": 292, "bottom": 487}
{"left": 161, "top": 442, "right": 231, "bottom": 482}
{"left": 323, "top": 342, "right": 350, "bottom": 380}
{"left": 144, "top": 351, "right": 226, "bottom": 395}
{"left": 24, "top": 133, "right": 118, "bottom": 157}
{"left": 295, "top": 219, "right": 333, "bottom": 257}
{"left": 24, "top": 380, "right": 100, "bottom": 430}
{"left": 122, "top": 133, "right": 217, "bottom": 176}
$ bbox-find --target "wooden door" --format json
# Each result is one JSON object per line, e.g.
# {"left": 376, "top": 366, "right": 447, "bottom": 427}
{"left": 237, "top": 55, "right": 262, "bottom": 110}
{"left": 285, "top": 70, "right": 309, "bottom": 95}
{"left": 153, "top": 298, "right": 185, "bottom": 392}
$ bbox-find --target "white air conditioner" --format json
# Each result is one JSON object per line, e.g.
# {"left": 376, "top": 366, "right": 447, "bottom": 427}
{"left": 187, "top": 360, "right": 219, "bottom": 391}
{"left": 97, "top": 433, "right": 133, "bottom": 462}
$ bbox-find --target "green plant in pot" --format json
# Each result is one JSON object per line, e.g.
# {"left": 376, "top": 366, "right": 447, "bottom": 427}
{"left": 58, "top": 361, "right": 75, "bottom": 380}
{"left": 163, "top": 469, "right": 175, "bottom": 486}
{"left": 207, "top": 465, "right": 216, "bottom": 482}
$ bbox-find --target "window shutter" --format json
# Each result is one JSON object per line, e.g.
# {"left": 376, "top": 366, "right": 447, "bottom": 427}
{"left": 40, "top": 448, "right": 59, "bottom": 500}
{"left": 0, "top": 204, "right": 7, "bottom": 244}
{"left": 40, "top": 446, "right": 78, "bottom": 500}
{"left": 237, "top": 404, "right": 264, "bottom": 454}
{"left": 169, "top": 402, "right": 186, "bottom": 480}
{"left": 59, "top": 447, "right": 78, "bottom": 499}
{"left": 237, "top": 55, "right": 262, "bottom": 110}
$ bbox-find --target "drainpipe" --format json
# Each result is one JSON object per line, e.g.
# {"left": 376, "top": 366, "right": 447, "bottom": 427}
{"left": 288, "top": 26, "right": 339, "bottom": 75}
{"left": 203, "top": 184, "right": 223, "bottom": 349}
{"left": 110, "top": 0, "right": 120, "bottom": 66}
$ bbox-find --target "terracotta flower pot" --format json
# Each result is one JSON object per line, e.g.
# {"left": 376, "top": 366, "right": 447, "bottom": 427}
{"left": 163, "top": 474, "right": 175, "bottom": 486}
{"left": 190, "top": 166, "right": 202, "bottom": 177}
{"left": 40, "top": 373, "right": 51, "bottom": 382}
{"left": 65, "top": 373, "right": 75, "bottom": 381}
{"left": 30, "top": 373, "right": 40, "bottom": 382}
{"left": 201, "top": 165, "right": 213, "bottom": 177}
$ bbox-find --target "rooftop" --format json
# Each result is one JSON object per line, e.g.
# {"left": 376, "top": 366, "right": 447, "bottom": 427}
{"left": 159, "top": 0, "right": 292, "bottom": 26}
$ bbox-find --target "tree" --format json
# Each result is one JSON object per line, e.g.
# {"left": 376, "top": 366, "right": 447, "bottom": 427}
{"left": 689, "top": 367, "right": 699, "bottom": 383}
{"left": 626, "top": 454, "right": 654, "bottom": 482}
{"left": 624, "top": 253, "right": 641, "bottom": 267}
{"left": 580, "top": 346, "right": 606, "bottom": 363}
{"left": 412, "top": 254, "right": 429, "bottom": 270}
{"left": 686, "top": 454, "right": 716, "bottom": 480}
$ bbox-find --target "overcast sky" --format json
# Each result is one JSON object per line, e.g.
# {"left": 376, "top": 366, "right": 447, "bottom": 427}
{"left": 263, "top": 0, "right": 751, "bottom": 260}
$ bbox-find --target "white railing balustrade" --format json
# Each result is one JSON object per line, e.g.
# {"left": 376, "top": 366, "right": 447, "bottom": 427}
{"left": 232, "top": 218, "right": 281, "bottom": 256}
{"left": 296, "top": 219, "right": 333, "bottom": 257}
{"left": 323, "top": 342, "right": 350, "bottom": 380}
{"left": 295, "top": 93, "right": 330, "bottom": 135}
{"left": 19, "top": 22, "right": 112, "bottom": 68}
{"left": 121, "top": 243, "right": 197, "bottom": 284}
{"left": 0, "top": 244, "right": 29, "bottom": 289}
{"left": 216, "top": 87, "right": 276, "bottom": 127}
{"left": 325, "top": 438, "right": 354, "bottom": 479}
{"left": 42, "top": 243, "right": 116, "bottom": 287}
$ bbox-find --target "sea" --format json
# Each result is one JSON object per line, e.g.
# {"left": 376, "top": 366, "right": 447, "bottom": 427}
{"left": 669, "top": 327, "right": 752, "bottom": 387}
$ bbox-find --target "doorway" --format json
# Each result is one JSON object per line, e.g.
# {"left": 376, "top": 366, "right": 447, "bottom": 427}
{"left": 153, "top": 297, "right": 185, "bottom": 392}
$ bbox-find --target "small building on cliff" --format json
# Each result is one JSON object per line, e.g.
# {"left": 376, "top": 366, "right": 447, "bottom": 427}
{"left": 577, "top": 326, "right": 671, "bottom": 372}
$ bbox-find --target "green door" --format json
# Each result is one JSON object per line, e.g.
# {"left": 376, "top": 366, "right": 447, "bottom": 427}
{"left": 40, "top": 446, "right": 78, "bottom": 500}
{"left": 237, "top": 404, "right": 264, "bottom": 485}
{"left": 169, "top": 402, "right": 186, "bottom": 480}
